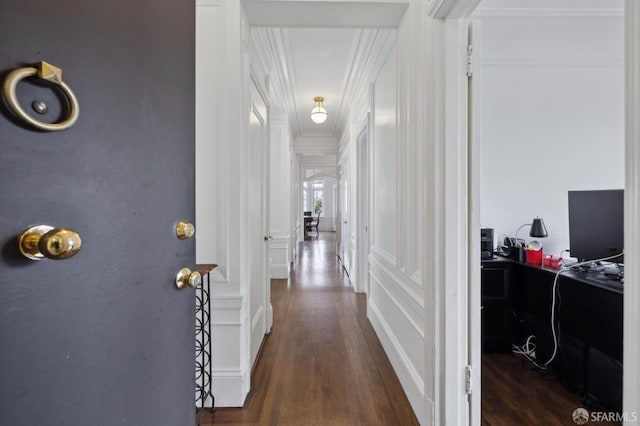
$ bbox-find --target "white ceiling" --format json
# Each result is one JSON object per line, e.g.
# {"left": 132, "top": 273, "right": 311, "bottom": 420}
{"left": 285, "top": 28, "right": 361, "bottom": 137}
{"left": 248, "top": 0, "right": 622, "bottom": 146}
{"left": 255, "top": 26, "right": 395, "bottom": 145}
{"left": 246, "top": 0, "right": 403, "bottom": 156}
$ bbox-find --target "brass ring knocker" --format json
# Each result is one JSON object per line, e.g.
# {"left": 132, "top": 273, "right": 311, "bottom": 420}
{"left": 2, "top": 61, "right": 79, "bottom": 131}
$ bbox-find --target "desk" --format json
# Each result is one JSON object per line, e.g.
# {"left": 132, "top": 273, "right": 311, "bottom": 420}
{"left": 481, "top": 257, "right": 623, "bottom": 412}
{"left": 304, "top": 217, "right": 313, "bottom": 234}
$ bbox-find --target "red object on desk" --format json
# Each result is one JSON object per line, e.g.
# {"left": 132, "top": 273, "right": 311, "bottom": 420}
{"left": 543, "top": 255, "right": 563, "bottom": 268}
{"left": 526, "top": 248, "right": 543, "bottom": 265}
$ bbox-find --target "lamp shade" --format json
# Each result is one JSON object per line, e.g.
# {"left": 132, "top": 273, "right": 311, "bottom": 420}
{"left": 310, "top": 96, "right": 327, "bottom": 124}
{"left": 529, "top": 217, "right": 548, "bottom": 238}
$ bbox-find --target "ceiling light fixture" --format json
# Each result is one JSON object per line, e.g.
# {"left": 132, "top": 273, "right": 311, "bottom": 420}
{"left": 310, "top": 96, "right": 327, "bottom": 124}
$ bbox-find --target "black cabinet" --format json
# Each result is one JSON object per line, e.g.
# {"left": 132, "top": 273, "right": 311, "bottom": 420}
{"left": 481, "top": 257, "right": 623, "bottom": 412}
{"left": 481, "top": 261, "right": 511, "bottom": 352}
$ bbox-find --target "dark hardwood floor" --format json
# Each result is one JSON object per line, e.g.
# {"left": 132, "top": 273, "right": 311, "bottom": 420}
{"left": 482, "top": 353, "right": 618, "bottom": 426}
{"left": 199, "top": 231, "right": 616, "bottom": 425}
{"left": 201, "top": 232, "right": 419, "bottom": 426}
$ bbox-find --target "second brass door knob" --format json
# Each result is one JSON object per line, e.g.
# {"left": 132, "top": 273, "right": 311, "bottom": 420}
{"left": 176, "top": 268, "right": 202, "bottom": 290}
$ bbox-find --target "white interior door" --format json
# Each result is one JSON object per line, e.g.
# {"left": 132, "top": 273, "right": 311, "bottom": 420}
{"left": 341, "top": 162, "right": 351, "bottom": 276}
{"left": 357, "top": 121, "right": 370, "bottom": 294}
{"left": 248, "top": 76, "right": 270, "bottom": 368}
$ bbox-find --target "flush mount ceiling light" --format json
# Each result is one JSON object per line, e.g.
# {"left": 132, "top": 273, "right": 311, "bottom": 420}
{"left": 310, "top": 96, "right": 327, "bottom": 124}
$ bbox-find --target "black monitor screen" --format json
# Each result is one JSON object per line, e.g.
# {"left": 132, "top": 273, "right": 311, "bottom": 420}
{"left": 568, "top": 189, "right": 624, "bottom": 262}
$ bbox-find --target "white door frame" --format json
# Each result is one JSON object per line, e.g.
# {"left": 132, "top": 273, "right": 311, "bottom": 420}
{"left": 356, "top": 113, "right": 371, "bottom": 294}
{"left": 624, "top": 0, "right": 640, "bottom": 416}
{"left": 248, "top": 72, "right": 272, "bottom": 371}
{"left": 466, "top": 19, "right": 482, "bottom": 426}
{"left": 461, "top": 2, "right": 640, "bottom": 423}
{"left": 337, "top": 152, "right": 351, "bottom": 277}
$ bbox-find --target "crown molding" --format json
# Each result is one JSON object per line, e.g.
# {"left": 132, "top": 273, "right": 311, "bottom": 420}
{"left": 330, "top": 28, "right": 370, "bottom": 138}
{"left": 332, "top": 29, "right": 395, "bottom": 139}
{"left": 249, "top": 29, "right": 272, "bottom": 84}
{"left": 264, "top": 28, "right": 302, "bottom": 137}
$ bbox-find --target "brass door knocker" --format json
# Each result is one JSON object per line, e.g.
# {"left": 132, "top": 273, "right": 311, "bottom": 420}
{"left": 2, "top": 61, "right": 79, "bottom": 131}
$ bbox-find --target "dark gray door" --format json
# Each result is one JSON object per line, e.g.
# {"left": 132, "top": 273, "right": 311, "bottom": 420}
{"left": 0, "top": 1, "right": 196, "bottom": 425}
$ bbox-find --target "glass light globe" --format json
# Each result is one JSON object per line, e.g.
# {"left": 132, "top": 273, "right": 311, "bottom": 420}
{"left": 310, "top": 96, "right": 327, "bottom": 124}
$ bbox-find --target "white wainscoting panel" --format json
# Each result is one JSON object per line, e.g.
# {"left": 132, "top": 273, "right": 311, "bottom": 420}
{"left": 270, "top": 235, "right": 290, "bottom": 279}
{"left": 210, "top": 292, "right": 249, "bottom": 406}
{"left": 368, "top": 295, "right": 427, "bottom": 425}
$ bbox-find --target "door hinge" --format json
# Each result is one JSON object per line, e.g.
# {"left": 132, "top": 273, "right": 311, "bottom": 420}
{"left": 465, "top": 365, "right": 472, "bottom": 394}
{"left": 466, "top": 45, "right": 473, "bottom": 78}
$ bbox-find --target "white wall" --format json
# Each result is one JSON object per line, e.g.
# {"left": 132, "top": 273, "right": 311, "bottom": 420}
{"left": 369, "top": 38, "right": 431, "bottom": 387}
{"left": 337, "top": 14, "right": 432, "bottom": 423}
{"left": 475, "top": 5, "right": 625, "bottom": 256}
{"left": 270, "top": 115, "right": 292, "bottom": 278}
{"left": 195, "top": 0, "right": 252, "bottom": 407}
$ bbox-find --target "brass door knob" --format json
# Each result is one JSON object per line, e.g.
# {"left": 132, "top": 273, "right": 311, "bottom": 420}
{"left": 17, "top": 225, "right": 82, "bottom": 260}
{"left": 176, "top": 221, "right": 195, "bottom": 239}
{"left": 176, "top": 268, "right": 202, "bottom": 290}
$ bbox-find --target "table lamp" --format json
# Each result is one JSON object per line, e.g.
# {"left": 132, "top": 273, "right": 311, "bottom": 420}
{"left": 513, "top": 217, "right": 548, "bottom": 261}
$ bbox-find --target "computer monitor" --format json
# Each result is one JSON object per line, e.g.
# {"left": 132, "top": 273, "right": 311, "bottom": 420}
{"left": 568, "top": 189, "right": 624, "bottom": 263}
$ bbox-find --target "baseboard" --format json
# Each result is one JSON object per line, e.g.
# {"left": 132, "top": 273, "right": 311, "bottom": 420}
{"left": 270, "top": 263, "right": 289, "bottom": 279}
{"left": 266, "top": 302, "right": 273, "bottom": 333}
{"left": 367, "top": 299, "right": 427, "bottom": 425}
{"left": 210, "top": 367, "right": 250, "bottom": 407}
{"left": 209, "top": 291, "right": 249, "bottom": 407}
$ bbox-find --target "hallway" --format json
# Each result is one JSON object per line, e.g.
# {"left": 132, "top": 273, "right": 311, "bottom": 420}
{"left": 204, "top": 232, "right": 419, "bottom": 425}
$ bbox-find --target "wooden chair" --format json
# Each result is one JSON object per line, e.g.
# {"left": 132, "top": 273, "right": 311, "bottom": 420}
{"left": 309, "top": 215, "right": 320, "bottom": 237}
